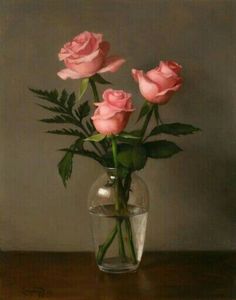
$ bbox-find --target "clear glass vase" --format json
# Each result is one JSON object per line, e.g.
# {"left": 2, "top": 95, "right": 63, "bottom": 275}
{"left": 88, "top": 168, "right": 149, "bottom": 273}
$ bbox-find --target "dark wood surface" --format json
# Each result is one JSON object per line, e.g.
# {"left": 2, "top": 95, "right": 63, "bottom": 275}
{"left": 0, "top": 251, "right": 235, "bottom": 300}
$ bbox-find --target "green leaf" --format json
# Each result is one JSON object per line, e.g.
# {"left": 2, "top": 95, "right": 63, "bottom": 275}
{"left": 61, "top": 146, "right": 105, "bottom": 166}
{"left": 137, "top": 102, "right": 152, "bottom": 122}
{"left": 86, "top": 120, "right": 94, "bottom": 134}
{"left": 132, "top": 145, "right": 147, "bottom": 170}
{"left": 102, "top": 151, "right": 114, "bottom": 167}
{"left": 145, "top": 140, "right": 182, "bottom": 159}
{"left": 37, "top": 104, "right": 67, "bottom": 114}
{"left": 60, "top": 89, "right": 68, "bottom": 105}
{"left": 117, "top": 132, "right": 142, "bottom": 145}
{"left": 129, "top": 129, "right": 143, "bottom": 137}
{"left": 117, "top": 144, "right": 147, "bottom": 170}
{"left": 78, "top": 78, "right": 89, "bottom": 100}
{"left": 85, "top": 133, "right": 106, "bottom": 142}
{"left": 30, "top": 88, "right": 61, "bottom": 105}
{"left": 149, "top": 123, "right": 201, "bottom": 137}
{"left": 78, "top": 101, "right": 90, "bottom": 119}
{"left": 40, "top": 114, "right": 76, "bottom": 124}
{"left": 67, "top": 92, "right": 76, "bottom": 109}
{"left": 92, "top": 74, "right": 111, "bottom": 85}
{"left": 119, "top": 133, "right": 141, "bottom": 139}
{"left": 58, "top": 150, "right": 73, "bottom": 187}
{"left": 47, "top": 128, "right": 85, "bottom": 138}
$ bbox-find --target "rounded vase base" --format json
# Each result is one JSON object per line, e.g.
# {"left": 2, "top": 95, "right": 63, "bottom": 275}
{"left": 98, "top": 257, "right": 139, "bottom": 274}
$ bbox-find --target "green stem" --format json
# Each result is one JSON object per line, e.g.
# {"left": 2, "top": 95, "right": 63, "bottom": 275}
{"left": 96, "top": 140, "right": 138, "bottom": 265}
{"left": 154, "top": 104, "right": 163, "bottom": 124}
{"left": 96, "top": 225, "right": 117, "bottom": 265}
{"left": 111, "top": 135, "right": 126, "bottom": 258}
{"left": 124, "top": 219, "right": 137, "bottom": 264}
{"left": 89, "top": 78, "right": 99, "bottom": 101}
{"left": 80, "top": 122, "right": 104, "bottom": 156}
{"left": 123, "top": 173, "right": 137, "bottom": 264}
{"left": 117, "top": 219, "right": 126, "bottom": 259}
{"left": 111, "top": 135, "right": 118, "bottom": 168}
{"left": 124, "top": 172, "right": 132, "bottom": 203}
{"left": 141, "top": 105, "right": 153, "bottom": 140}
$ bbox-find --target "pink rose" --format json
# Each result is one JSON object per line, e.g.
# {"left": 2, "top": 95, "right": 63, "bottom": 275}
{"left": 57, "top": 31, "right": 125, "bottom": 80}
{"left": 91, "top": 89, "right": 134, "bottom": 135}
{"left": 132, "top": 60, "right": 183, "bottom": 104}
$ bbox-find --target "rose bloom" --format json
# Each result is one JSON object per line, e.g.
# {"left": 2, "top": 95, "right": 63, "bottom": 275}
{"left": 132, "top": 61, "right": 182, "bottom": 104}
{"left": 58, "top": 31, "right": 125, "bottom": 80}
{"left": 91, "top": 89, "right": 134, "bottom": 135}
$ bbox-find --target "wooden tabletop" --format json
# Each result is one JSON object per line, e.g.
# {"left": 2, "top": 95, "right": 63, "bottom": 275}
{"left": 0, "top": 251, "right": 235, "bottom": 300}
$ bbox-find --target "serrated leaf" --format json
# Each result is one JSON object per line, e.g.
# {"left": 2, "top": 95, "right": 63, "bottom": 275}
{"left": 86, "top": 120, "right": 94, "bottom": 134}
{"left": 67, "top": 92, "right": 76, "bottom": 109}
{"left": 47, "top": 128, "right": 85, "bottom": 138}
{"left": 145, "top": 140, "right": 182, "bottom": 159}
{"left": 40, "top": 114, "right": 76, "bottom": 124}
{"left": 58, "top": 150, "right": 73, "bottom": 187}
{"left": 78, "top": 101, "right": 90, "bottom": 119}
{"left": 30, "top": 88, "right": 63, "bottom": 106}
{"left": 85, "top": 133, "right": 106, "bottom": 142}
{"left": 50, "top": 89, "right": 59, "bottom": 100}
{"left": 61, "top": 143, "right": 105, "bottom": 166}
{"left": 117, "top": 144, "right": 147, "bottom": 170}
{"left": 137, "top": 102, "right": 152, "bottom": 122}
{"left": 60, "top": 89, "right": 68, "bottom": 105}
{"left": 37, "top": 104, "right": 67, "bottom": 114}
{"left": 92, "top": 74, "right": 111, "bottom": 84}
{"left": 149, "top": 123, "right": 201, "bottom": 137}
{"left": 78, "top": 78, "right": 89, "bottom": 100}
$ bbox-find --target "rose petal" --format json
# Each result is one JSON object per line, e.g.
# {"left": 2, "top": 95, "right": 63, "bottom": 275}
{"left": 150, "top": 82, "right": 182, "bottom": 104}
{"left": 147, "top": 69, "right": 178, "bottom": 90}
{"left": 131, "top": 69, "right": 141, "bottom": 82}
{"left": 135, "top": 71, "right": 160, "bottom": 101}
{"left": 159, "top": 61, "right": 182, "bottom": 75}
{"left": 57, "top": 68, "right": 81, "bottom": 80}
{"left": 91, "top": 104, "right": 117, "bottom": 120}
{"left": 66, "top": 54, "right": 104, "bottom": 78}
{"left": 67, "top": 48, "right": 101, "bottom": 64}
{"left": 100, "top": 41, "right": 110, "bottom": 57}
{"left": 98, "top": 56, "right": 125, "bottom": 73}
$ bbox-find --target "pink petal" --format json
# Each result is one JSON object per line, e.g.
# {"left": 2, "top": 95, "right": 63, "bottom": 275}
{"left": 100, "top": 41, "right": 110, "bottom": 56}
{"left": 147, "top": 69, "right": 178, "bottom": 90}
{"left": 131, "top": 69, "right": 142, "bottom": 82}
{"left": 150, "top": 82, "right": 183, "bottom": 105}
{"left": 98, "top": 56, "right": 125, "bottom": 73}
{"left": 70, "top": 49, "right": 101, "bottom": 64}
{"left": 57, "top": 68, "right": 81, "bottom": 80}
{"left": 58, "top": 47, "right": 72, "bottom": 61}
{"left": 136, "top": 71, "right": 160, "bottom": 101}
{"left": 157, "top": 82, "right": 182, "bottom": 96}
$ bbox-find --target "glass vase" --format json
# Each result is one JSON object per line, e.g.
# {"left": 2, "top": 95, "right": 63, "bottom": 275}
{"left": 88, "top": 168, "right": 149, "bottom": 273}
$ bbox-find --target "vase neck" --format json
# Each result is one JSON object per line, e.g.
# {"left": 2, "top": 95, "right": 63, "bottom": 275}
{"left": 105, "top": 167, "right": 117, "bottom": 181}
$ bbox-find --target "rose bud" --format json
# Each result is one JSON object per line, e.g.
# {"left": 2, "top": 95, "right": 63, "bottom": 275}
{"left": 91, "top": 89, "right": 135, "bottom": 135}
{"left": 132, "top": 60, "right": 183, "bottom": 104}
{"left": 57, "top": 31, "right": 125, "bottom": 80}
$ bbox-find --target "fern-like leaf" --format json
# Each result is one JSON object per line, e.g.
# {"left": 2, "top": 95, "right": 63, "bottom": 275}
{"left": 37, "top": 104, "right": 67, "bottom": 114}
{"left": 47, "top": 128, "right": 85, "bottom": 138}
{"left": 40, "top": 114, "right": 78, "bottom": 124}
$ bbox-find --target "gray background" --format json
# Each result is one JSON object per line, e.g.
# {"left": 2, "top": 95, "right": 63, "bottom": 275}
{"left": 0, "top": 0, "right": 235, "bottom": 251}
